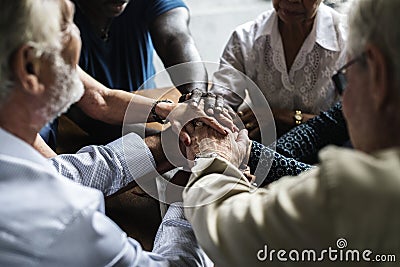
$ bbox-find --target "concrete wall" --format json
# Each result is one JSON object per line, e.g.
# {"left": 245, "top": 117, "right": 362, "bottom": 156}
{"left": 153, "top": 0, "right": 272, "bottom": 80}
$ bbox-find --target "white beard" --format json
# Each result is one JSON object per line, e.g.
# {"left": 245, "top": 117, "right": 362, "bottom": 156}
{"left": 38, "top": 53, "right": 84, "bottom": 123}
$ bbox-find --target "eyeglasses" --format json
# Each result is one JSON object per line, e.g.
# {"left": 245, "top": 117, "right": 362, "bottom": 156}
{"left": 332, "top": 53, "right": 366, "bottom": 95}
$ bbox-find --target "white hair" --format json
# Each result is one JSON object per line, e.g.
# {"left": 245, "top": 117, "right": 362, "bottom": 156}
{"left": 0, "top": 0, "right": 62, "bottom": 106}
{"left": 347, "top": 0, "right": 400, "bottom": 86}
{"left": 36, "top": 52, "right": 84, "bottom": 123}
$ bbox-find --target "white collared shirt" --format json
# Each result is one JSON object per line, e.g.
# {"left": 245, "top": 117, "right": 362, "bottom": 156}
{"left": 212, "top": 3, "right": 347, "bottom": 113}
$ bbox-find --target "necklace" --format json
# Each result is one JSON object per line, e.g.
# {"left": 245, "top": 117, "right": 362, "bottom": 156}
{"left": 99, "top": 21, "right": 112, "bottom": 42}
{"left": 100, "top": 26, "right": 110, "bottom": 41}
{"left": 76, "top": 1, "right": 112, "bottom": 42}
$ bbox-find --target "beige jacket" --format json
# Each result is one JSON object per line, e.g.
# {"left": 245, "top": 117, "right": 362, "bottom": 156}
{"left": 183, "top": 146, "right": 400, "bottom": 267}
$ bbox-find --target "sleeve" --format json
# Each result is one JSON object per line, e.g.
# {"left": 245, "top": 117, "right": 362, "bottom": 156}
{"left": 146, "top": 0, "right": 188, "bottom": 23}
{"left": 152, "top": 204, "right": 213, "bottom": 266}
{"left": 211, "top": 31, "right": 249, "bottom": 110}
{"left": 248, "top": 141, "right": 314, "bottom": 186}
{"left": 43, "top": 197, "right": 212, "bottom": 267}
{"left": 50, "top": 133, "right": 156, "bottom": 196}
{"left": 276, "top": 101, "right": 349, "bottom": 164}
{"left": 183, "top": 157, "right": 333, "bottom": 267}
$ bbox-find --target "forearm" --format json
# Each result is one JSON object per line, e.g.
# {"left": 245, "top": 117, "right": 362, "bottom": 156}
{"left": 144, "top": 133, "right": 175, "bottom": 174}
{"left": 183, "top": 157, "right": 256, "bottom": 266}
{"left": 77, "top": 66, "right": 175, "bottom": 124}
{"left": 183, "top": 157, "right": 326, "bottom": 266}
{"left": 209, "top": 35, "right": 248, "bottom": 110}
{"left": 160, "top": 35, "right": 208, "bottom": 94}
{"left": 152, "top": 204, "right": 213, "bottom": 266}
{"left": 33, "top": 133, "right": 57, "bottom": 158}
{"left": 249, "top": 141, "right": 313, "bottom": 186}
{"left": 151, "top": 7, "right": 207, "bottom": 94}
{"left": 276, "top": 102, "right": 348, "bottom": 163}
{"left": 50, "top": 133, "right": 156, "bottom": 196}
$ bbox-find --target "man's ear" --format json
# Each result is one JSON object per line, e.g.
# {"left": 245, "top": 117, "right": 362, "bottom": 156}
{"left": 11, "top": 45, "right": 45, "bottom": 96}
{"left": 365, "top": 44, "right": 390, "bottom": 110}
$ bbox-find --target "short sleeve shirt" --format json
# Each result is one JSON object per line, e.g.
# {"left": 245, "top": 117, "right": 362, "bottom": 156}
{"left": 74, "top": 0, "right": 187, "bottom": 92}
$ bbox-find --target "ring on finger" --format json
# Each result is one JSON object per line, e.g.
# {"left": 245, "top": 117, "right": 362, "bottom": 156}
{"left": 194, "top": 120, "right": 204, "bottom": 127}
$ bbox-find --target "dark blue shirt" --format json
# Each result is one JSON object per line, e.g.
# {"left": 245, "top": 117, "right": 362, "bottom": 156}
{"left": 74, "top": 0, "right": 187, "bottom": 91}
{"left": 55, "top": 0, "right": 188, "bottom": 146}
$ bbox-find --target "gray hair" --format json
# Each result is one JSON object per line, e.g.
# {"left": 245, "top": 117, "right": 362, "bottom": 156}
{"left": 0, "top": 0, "right": 62, "bottom": 106}
{"left": 347, "top": 0, "right": 400, "bottom": 86}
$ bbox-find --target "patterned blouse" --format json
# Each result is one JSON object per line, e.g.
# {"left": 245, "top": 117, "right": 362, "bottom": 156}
{"left": 249, "top": 102, "right": 349, "bottom": 186}
{"left": 212, "top": 3, "right": 347, "bottom": 114}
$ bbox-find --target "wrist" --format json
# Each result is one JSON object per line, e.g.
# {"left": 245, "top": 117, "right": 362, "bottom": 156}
{"left": 177, "top": 83, "right": 208, "bottom": 94}
{"left": 152, "top": 100, "right": 175, "bottom": 124}
{"left": 144, "top": 134, "right": 174, "bottom": 173}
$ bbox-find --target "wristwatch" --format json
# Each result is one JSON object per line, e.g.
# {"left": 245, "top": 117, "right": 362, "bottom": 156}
{"left": 294, "top": 110, "right": 303, "bottom": 125}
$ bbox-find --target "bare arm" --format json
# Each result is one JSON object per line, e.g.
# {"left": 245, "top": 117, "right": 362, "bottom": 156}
{"left": 150, "top": 7, "right": 208, "bottom": 94}
{"left": 76, "top": 66, "right": 161, "bottom": 125}
{"left": 33, "top": 134, "right": 57, "bottom": 158}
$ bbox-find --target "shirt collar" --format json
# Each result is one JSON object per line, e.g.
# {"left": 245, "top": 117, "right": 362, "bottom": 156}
{"left": 0, "top": 128, "right": 52, "bottom": 168}
{"left": 315, "top": 3, "right": 342, "bottom": 52}
{"left": 255, "top": 3, "right": 342, "bottom": 52}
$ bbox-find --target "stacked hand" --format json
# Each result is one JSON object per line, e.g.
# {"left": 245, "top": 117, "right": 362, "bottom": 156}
{"left": 184, "top": 121, "right": 251, "bottom": 170}
{"left": 168, "top": 89, "right": 240, "bottom": 146}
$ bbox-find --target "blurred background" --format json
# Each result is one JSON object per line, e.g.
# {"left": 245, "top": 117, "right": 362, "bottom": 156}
{"left": 153, "top": 0, "right": 272, "bottom": 73}
{"left": 153, "top": 0, "right": 349, "bottom": 80}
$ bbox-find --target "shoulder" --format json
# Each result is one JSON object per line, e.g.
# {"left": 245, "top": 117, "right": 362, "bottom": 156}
{"left": 319, "top": 3, "right": 348, "bottom": 41}
{"left": 230, "top": 9, "right": 275, "bottom": 44}
{"left": 318, "top": 146, "right": 400, "bottom": 196}
{"left": 0, "top": 155, "right": 102, "bottom": 214}
{"left": 146, "top": 0, "right": 188, "bottom": 15}
{"left": 0, "top": 157, "right": 104, "bottom": 260}
{"left": 317, "top": 146, "right": 400, "bottom": 245}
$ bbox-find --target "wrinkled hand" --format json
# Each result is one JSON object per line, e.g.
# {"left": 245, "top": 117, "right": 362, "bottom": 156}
{"left": 179, "top": 89, "right": 239, "bottom": 134}
{"left": 167, "top": 100, "right": 229, "bottom": 146}
{"left": 185, "top": 123, "right": 251, "bottom": 169}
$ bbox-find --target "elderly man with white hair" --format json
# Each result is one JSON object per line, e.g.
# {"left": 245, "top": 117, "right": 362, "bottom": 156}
{"left": 0, "top": 0, "right": 212, "bottom": 266}
{"left": 183, "top": 0, "right": 400, "bottom": 266}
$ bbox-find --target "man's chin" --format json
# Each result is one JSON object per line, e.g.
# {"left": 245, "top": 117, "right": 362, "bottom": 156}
{"left": 57, "top": 84, "right": 84, "bottom": 117}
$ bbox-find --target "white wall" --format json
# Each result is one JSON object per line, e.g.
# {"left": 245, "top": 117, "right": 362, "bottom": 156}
{"left": 153, "top": 0, "right": 272, "bottom": 78}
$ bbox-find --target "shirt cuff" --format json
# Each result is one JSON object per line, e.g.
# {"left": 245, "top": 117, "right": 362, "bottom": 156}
{"left": 188, "top": 156, "right": 246, "bottom": 188}
{"left": 163, "top": 203, "right": 185, "bottom": 221}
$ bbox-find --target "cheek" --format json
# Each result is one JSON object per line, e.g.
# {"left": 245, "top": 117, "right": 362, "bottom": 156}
{"left": 272, "top": 0, "right": 280, "bottom": 11}
{"left": 304, "top": 0, "right": 321, "bottom": 18}
{"left": 61, "top": 31, "right": 82, "bottom": 67}
{"left": 342, "top": 90, "right": 353, "bottom": 122}
{"left": 342, "top": 70, "right": 369, "bottom": 124}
